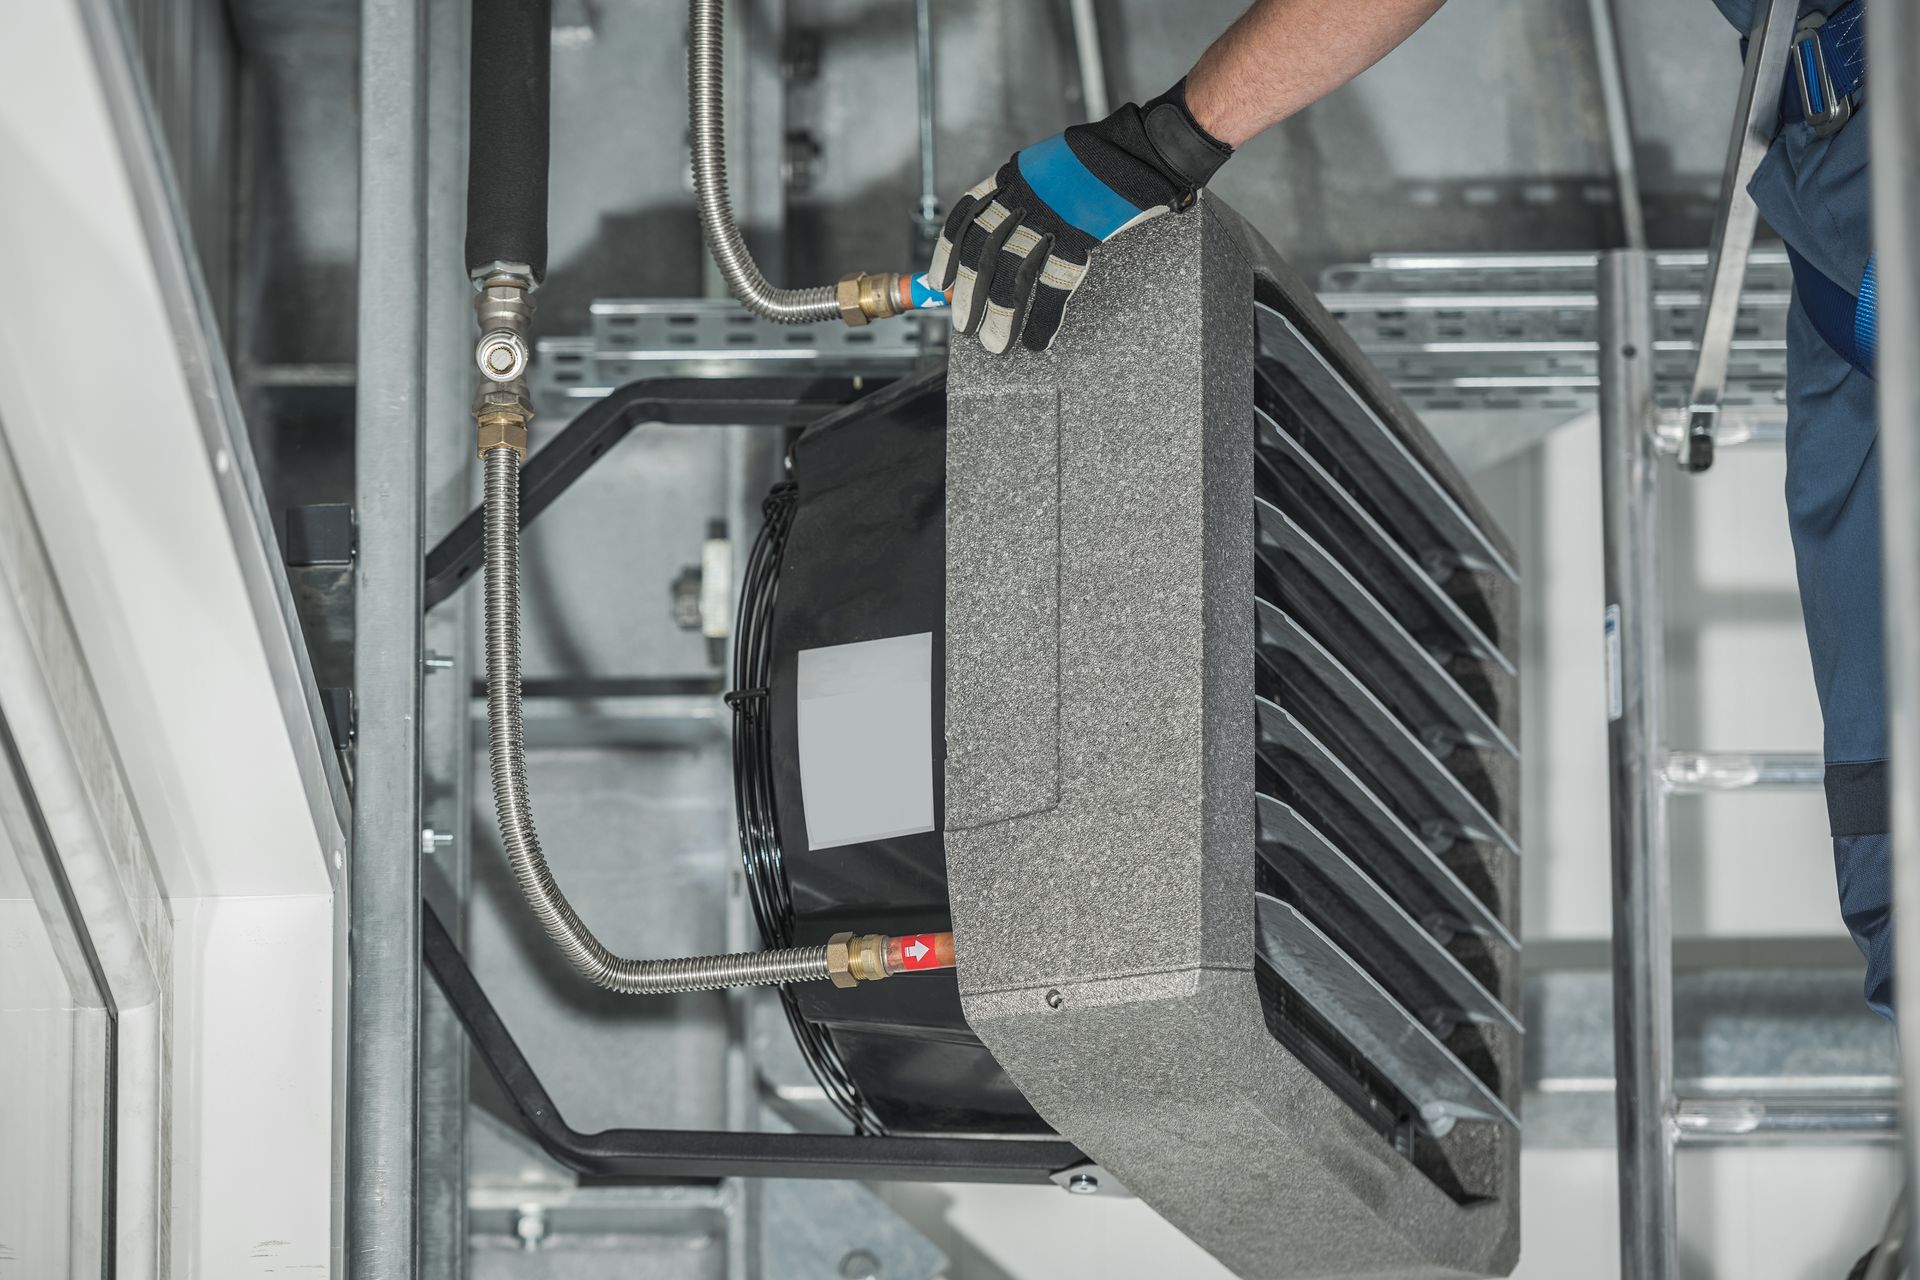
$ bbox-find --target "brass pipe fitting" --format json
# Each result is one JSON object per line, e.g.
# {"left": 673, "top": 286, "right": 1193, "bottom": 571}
{"left": 825, "top": 932, "right": 902, "bottom": 986}
{"left": 835, "top": 272, "right": 911, "bottom": 327}
{"left": 474, "top": 384, "right": 531, "bottom": 459}
{"left": 823, "top": 931, "right": 956, "bottom": 986}
{"left": 849, "top": 933, "right": 890, "bottom": 982}
{"left": 475, "top": 418, "right": 529, "bottom": 459}
{"left": 825, "top": 933, "right": 858, "bottom": 988}
{"left": 473, "top": 273, "right": 535, "bottom": 458}
{"left": 474, "top": 272, "right": 536, "bottom": 382}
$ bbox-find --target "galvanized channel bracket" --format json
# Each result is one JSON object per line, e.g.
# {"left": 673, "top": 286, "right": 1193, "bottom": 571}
{"left": 1319, "top": 251, "right": 1792, "bottom": 424}
{"left": 533, "top": 299, "right": 929, "bottom": 403}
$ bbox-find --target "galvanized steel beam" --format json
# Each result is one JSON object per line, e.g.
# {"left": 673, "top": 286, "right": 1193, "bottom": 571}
{"left": 348, "top": 0, "right": 430, "bottom": 1270}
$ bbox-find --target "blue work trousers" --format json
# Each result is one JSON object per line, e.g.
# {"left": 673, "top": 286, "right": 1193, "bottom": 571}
{"left": 1716, "top": 0, "right": 1889, "bottom": 1018}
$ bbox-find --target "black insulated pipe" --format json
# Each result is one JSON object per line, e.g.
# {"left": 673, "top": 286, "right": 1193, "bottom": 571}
{"left": 466, "top": 0, "right": 552, "bottom": 283}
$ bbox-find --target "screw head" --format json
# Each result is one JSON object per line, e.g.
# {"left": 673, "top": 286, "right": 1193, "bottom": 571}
{"left": 1067, "top": 1173, "right": 1099, "bottom": 1195}
{"left": 839, "top": 1250, "right": 881, "bottom": 1279}
{"left": 515, "top": 1204, "right": 547, "bottom": 1251}
{"left": 1045, "top": 988, "right": 1064, "bottom": 1010}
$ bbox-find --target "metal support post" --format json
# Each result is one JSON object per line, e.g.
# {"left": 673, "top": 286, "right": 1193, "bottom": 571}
{"left": 912, "top": 0, "right": 940, "bottom": 259}
{"left": 1870, "top": 0, "right": 1920, "bottom": 1245}
{"left": 1066, "top": 0, "right": 1109, "bottom": 120}
{"left": 348, "top": 0, "right": 429, "bottom": 1270}
{"left": 1600, "top": 250, "right": 1677, "bottom": 1280}
{"left": 418, "top": 0, "right": 472, "bottom": 1274}
{"left": 1584, "top": 0, "right": 1646, "bottom": 250}
{"left": 1683, "top": 0, "right": 1796, "bottom": 472}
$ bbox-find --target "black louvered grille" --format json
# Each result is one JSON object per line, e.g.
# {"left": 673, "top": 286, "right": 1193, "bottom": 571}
{"left": 1251, "top": 301, "right": 1522, "bottom": 1202}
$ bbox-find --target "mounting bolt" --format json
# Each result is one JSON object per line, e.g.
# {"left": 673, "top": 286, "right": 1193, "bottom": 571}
{"left": 839, "top": 1249, "right": 882, "bottom": 1279}
{"left": 420, "top": 828, "right": 454, "bottom": 856}
{"left": 515, "top": 1203, "right": 547, "bottom": 1251}
{"left": 424, "top": 651, "right": 454, "bottom": 672}
{"left": 1044, "top": 988, "right": 1064, "bottom": 1010}
{"left": 1066, "top": 1173, "right": 1099, "bottom": 1195}
{"left": 670, "top": 565, "right": 704, "bottom": 631}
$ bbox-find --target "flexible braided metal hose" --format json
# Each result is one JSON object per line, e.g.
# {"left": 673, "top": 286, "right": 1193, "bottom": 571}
{"left": 483, "top": 446, "right": 834, "bottom": 993}
{"left": 688, "top": 0, "right": 840, "bottom": 322}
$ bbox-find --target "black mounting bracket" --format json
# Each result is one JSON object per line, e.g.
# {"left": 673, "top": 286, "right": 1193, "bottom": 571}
{"left": 423, "top": 375, "right": 886, "bottom": 611}
{"left": 422, "top": 902, "right": 1084, "bottom": 1185}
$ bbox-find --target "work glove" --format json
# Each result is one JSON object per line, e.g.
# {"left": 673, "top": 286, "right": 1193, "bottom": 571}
{"left": 929, "top": 78, "right": 1233, "bottom": 354}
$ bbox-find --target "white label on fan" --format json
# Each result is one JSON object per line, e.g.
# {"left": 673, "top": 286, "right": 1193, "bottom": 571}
{"left": 796, "top": 632, "right": 936, "bottom": 851}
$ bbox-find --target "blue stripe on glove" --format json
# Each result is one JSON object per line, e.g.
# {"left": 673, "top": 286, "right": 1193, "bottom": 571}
{"left": 1015, "top": 134, "right": 1149, "bottom": 241}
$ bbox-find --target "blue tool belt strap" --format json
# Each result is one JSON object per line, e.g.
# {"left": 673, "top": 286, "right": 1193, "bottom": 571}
{"left": 1780, "top": 0, "right": 1865, "bottom": 134}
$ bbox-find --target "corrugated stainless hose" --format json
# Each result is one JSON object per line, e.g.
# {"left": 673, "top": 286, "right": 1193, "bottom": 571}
{"left": 483, "top": 446, "right": 834, "bottom": 993}
{"left": 688, "top": 0, "right": 841, "bottom": 322}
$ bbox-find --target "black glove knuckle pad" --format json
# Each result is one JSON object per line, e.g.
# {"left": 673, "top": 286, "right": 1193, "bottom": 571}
{"left": 957, "top": 204, "right": 1022, "bottom": 336}
{"left": 932, "top": 193, "right": 985, "bottom": 291}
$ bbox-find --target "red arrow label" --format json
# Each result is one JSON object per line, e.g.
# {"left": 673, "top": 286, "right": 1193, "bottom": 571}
{"left": 896, "top": 934, "right": 943, "bottom": 971}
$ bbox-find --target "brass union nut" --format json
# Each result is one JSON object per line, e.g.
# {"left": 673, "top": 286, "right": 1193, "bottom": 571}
{"left": 836, "top": 275, "right": 869, "bottom": 327}
{"left": 848, "top": 934, "right": 890, "bottom": 983}
{"left": 474, "top": 386, "right": 532, "bottom": 459}
{"left": 836, "top": 273, "right": 905, "bottom": 327}
{"left": 475, "top": 415, "right": 529, "bottom": 459}
{"left": 858, "top": 274, "right": 901, "bottom": 323}
{"left": 825, "top": 933, "right": 891, "bottom": 986}
{"left": 826, "top": 933, "right": 858, "bottom": 988}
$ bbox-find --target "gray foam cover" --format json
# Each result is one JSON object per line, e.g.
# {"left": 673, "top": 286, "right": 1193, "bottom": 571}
{"left": 943, "top": 200, "right": 1519, "bottom": 1279}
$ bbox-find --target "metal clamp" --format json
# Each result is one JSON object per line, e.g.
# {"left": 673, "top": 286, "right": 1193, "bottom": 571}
{"left": 1793, "top": 14, "right": 1852, "bottom": 138}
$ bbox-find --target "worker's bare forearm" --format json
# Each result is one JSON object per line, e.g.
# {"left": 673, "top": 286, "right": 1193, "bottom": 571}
{"left": 1185, "top": 0, "right": 1448, "bottom": 147}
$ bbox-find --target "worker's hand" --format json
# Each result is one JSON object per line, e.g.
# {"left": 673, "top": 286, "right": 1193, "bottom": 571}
{"left": 929, "top": 79, "right": 1232, "bottom": 354}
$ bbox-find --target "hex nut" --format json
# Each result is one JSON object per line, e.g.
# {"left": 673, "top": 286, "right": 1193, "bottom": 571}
{"left": 475, "top": 416, "right": 529, "bottom": 459}
{"left": 836, "top": 274, "right": 870, "bottom": 327}
{"left": 826, "top": 932, "right": 858, "bottom": 988}
{"left": 473, "top": 275, "right": 534, "bottom": 332}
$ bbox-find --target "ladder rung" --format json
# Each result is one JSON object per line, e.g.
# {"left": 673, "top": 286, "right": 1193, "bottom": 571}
{"left": 1673, "top": 1093, "right": 1897, "bottom": 1143}
{"left": 1661, "top": 751, "right": 1823, "bottom": 793}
